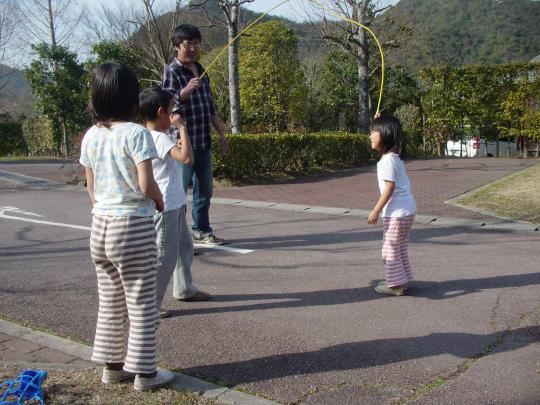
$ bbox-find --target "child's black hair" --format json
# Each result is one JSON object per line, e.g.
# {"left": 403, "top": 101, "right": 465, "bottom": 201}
{"left": 370, "top": 115, "right": 406, "bottom": 159}
{"left": 170, "top": 24, "right": 202, "bottom": 47}
{"left": 89, "top": 62, "right": 139, "bottom": 127}
{"left": 139, "top": 87, "right": 172, "bottom": 122}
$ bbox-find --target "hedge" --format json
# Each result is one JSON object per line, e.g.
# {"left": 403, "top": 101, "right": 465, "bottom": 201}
{"left": 211, "top": 131, "right": 371, "bottom": 180}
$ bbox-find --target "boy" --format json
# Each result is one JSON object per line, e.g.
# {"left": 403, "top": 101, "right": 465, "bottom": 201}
{"left": 139, "top": 87, "right": 211, "bottom": 317}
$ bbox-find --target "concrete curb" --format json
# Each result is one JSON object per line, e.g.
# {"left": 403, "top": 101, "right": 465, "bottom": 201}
{"left": 0, "top": 319, "right": 281, "bottom": 405}
{"left": 209, "top": 197, "right": 539, "bottom": 234}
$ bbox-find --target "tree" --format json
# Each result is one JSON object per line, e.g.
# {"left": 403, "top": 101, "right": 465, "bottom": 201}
{"left": 499, "top": 64, "right": 540, "bottom": 157}
{"left": 0, "top": 0, "right": 19, "bottom": 87}
{"left": 239, "top": 20, "right": 307, "bottom": 132}
{"left": 190, "top": 0, "right": 255, "bottom": 134}
{"left": 22, "top": 114, "right": 55, "bottom": 155}
{"left": 89, "top": 40, "right": 148, "bottom": 83}
{"left": 0, "top": 119, "right": 26, "bottom": 156}
{"left": 88, "top": 0, "right": 183, "bottom": 85}
{"left": 24, "top": 44, "right": 88, "bottom": 156}
{"left": 318, "top": 50, "right": 358, "bottom": 131}
{"left": 200, "top": 47, "right": 230, "bottom": 125}
{"left": 310, "top": 0, "right": 394, "bottom": 132}
{"left": 18, "top": 0, "right": 85, "bottom": 51}
{"left": 420, "top": 66, "right": 463, "bottom": 155}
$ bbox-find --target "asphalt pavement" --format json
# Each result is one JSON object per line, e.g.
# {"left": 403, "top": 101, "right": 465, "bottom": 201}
{"left": 0, "top": 158, "right": 539, "bottom": 404}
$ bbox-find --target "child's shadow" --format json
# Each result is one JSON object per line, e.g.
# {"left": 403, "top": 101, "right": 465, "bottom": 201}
{"left": 183, "top": 325, "right": 539, "bottom": 385}
{"left": 166, "top": 272, "right": 540, "bottom": 317}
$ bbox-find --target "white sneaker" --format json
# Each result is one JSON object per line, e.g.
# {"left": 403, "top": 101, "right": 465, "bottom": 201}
{"left": 101, "top": 368, "right": 134, "bottom": 384}
{"left": 133, "top": 369, "right": 175, "bottom": 391}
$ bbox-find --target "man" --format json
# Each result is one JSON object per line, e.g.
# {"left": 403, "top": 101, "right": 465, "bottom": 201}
{"left": 163, "top": 24, "right": 229, "bottom": 245}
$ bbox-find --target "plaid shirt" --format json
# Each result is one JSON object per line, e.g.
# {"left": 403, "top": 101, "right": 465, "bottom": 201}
{"left": 162, "top": 59, "right": 217, "bottom": 150}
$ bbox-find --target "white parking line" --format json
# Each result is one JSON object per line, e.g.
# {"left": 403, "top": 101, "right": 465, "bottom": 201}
{"left": 0, "top": 208, "right": 254, "bottom": 255}
{"left": 0, "top": 212, "right": 91, "bottom": 231}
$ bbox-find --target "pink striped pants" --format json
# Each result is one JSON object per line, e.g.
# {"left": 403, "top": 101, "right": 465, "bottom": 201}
{"left": 382, "top": 215, "right": 414, "bottom": 287}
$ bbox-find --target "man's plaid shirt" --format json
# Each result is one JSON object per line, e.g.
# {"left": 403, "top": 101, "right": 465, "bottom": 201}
{"left": 162, "top": 58, "right": 217, "bottom": 150}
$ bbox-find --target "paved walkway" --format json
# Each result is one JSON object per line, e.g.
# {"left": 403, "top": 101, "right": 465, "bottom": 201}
{"left": 214, "top": 157, "right": 538, "bottom": 220}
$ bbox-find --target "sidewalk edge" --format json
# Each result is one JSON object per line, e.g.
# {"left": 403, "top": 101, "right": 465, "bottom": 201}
{"left": 0, "top": 319, "right": 282, "bottom": 405}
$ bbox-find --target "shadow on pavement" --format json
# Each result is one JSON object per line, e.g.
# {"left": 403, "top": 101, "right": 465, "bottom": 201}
{"left": 184, "top": 325, "right": 539, "bottom": 385}
{"left": 167, "top": 272, "right": 540, "bottom": 317}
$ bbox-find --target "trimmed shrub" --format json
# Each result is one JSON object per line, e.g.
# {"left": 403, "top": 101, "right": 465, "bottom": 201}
{"left": 212, "top": 131, "right": 371, "bottom": 180}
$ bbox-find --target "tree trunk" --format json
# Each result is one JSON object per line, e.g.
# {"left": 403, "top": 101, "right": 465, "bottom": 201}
{"left": 356, "top": 28, "right": 370, "bottom": 133}
{"left": 227, "top": 6, "right": 241, "bottom": 134}
{"left": 62, "top": 120, "right": 68, "bottom": 157}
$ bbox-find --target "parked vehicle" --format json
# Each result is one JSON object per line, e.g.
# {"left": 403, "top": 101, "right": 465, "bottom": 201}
{"left": 447, "top": 137, "right": 519, "bottom": 157}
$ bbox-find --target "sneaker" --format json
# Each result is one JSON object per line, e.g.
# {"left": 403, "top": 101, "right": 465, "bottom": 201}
{"left": 134, "top": 369, "right": 175, "bottom": 391}
{"left": 101, "top": 368, "right": 134, "bottom": 384}
{"left": 193, "top": 233, "right": 225, "bottom": 245}
{"left": 159, "top": 309, "right": 171, "bottom": 319}
{"left": 375, "top": 284, "right": 405, "bottom": 296}
{"left": 177, "top": 290, "right": 211, "bottom": 302}
{"left": 377, "top": 280, "right": 408, "bottom": 290}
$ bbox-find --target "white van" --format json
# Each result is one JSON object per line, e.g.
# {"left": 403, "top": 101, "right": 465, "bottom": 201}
{"left": 447, "top": 137, "right": 519, "bottom": 157}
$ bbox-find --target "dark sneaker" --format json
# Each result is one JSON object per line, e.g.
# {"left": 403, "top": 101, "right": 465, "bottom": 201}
{"left": 193, "top": 233, "right": 225, "bottom": 245}
{"left": 178, "top": 291, "right": 211, "bottom": 302}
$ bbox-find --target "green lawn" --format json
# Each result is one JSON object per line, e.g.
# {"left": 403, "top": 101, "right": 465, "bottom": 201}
{"left": 455, "top": 162, "right": 540, "bottom": 224}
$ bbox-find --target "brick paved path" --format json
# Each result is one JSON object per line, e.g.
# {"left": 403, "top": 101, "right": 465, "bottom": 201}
{"left": 214, "top": 158, "right": 538, "bottom": 220}
{"left": 0, "top": 332, "right": 90, "bottom": 367}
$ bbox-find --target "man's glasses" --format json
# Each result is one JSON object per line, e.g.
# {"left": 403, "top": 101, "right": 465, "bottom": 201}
{"left": 180, "top": 41, "right": 200, "bottom": 50}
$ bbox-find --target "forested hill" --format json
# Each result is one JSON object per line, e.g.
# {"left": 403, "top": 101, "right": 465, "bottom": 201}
{"left": 383, "top": 0, "right": 540, "bottom": 69}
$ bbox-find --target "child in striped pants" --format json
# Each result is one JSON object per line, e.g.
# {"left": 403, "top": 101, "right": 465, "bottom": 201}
{"left": 80, "top": 62, "right": 174, "bottom": 391}
{"left": 368, "top": 116, "right": 417, "bottom": 296}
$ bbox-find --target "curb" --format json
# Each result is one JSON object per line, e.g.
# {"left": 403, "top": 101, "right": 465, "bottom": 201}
{"left": 208, "top": 197, "right": 540, "bottom": 234}
{"left": 0, "top": 319, "right": 281, "bottom": 405}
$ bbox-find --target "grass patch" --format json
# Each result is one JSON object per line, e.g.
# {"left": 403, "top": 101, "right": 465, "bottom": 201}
{"left": 0, "top": 367, "right": 221, "bottom": 405}
{"left": 455, "top": 162, "right": 540, "bottom": 224}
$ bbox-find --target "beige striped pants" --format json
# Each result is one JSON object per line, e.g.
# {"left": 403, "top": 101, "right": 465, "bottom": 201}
{"left": 90, "top": 215, "right": 158, "bottom": 374}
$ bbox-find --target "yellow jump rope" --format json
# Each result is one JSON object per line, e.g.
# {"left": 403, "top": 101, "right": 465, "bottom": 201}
{"left": 199, "top": 0, "right": 386, "bottom": 116}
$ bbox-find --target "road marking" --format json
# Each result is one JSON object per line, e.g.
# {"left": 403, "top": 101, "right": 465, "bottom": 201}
{"left": 0, "top": 207, "right": 254, "bottom": 254}
{"left": 0, "top": 212, "right": 91, "bottom": 231}
{"left": 0, "top": 206, "right": 44, "bottom": 217}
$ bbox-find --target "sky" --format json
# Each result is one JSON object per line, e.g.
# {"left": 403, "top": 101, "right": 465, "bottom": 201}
{"left": 86, "top": 0, "right": 399, "bottom": 23}
{"left": 2, "top": 0, "right": 398, "bottom": 68}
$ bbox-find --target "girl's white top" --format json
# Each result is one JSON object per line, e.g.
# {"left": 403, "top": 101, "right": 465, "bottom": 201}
{"left": 80, "top": 122, "right": 158, "bottom": 217}
{"left": 377, "top": 153, "right": 417, "bottom": 217}
{"left": 150, "top": 130, "right": 186, "bottom": 212}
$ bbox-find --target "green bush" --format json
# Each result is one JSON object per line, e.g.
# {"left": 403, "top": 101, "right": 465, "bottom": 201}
{"left": 212, "top": 131, "right": 371, "bottom": 180}
{"left": 0, "top": 122, "right": 27, "bottom": 156}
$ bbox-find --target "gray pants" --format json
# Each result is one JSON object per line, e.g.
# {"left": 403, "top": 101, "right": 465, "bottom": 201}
{"left": 154, "top": 206, "right": 199, "bottom": 309}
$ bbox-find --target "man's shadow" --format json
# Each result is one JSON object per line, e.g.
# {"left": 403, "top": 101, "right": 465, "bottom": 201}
{"left": 182, "top": 326, "right": 539, "bottom": 385}
{"left": 166, "top": 272, "right": 540, "bottom": 317}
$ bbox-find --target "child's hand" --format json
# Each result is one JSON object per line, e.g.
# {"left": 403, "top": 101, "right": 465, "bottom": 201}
{"left": 154, "top": 198, "right": 164, "bottom": 213}
{"left": 368, "top": 210, "right": 379, "bottom": 224}
{"left": 170, "top": 113, "right": 185, "bottom": 129}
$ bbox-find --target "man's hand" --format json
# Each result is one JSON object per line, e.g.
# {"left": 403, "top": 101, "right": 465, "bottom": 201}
{"left": 368, "top": 209, "right": 380, "bottom": 224}
{"left": 180, "top": 78, "right": 201, "bottom": 99}
{"left": 218, "top": 134, "right": 229, "bottom": 154}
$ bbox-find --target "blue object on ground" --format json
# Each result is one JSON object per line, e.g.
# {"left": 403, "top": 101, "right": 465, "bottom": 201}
{"left": 0, "top": 369, "right": 47, "bottom": 405}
